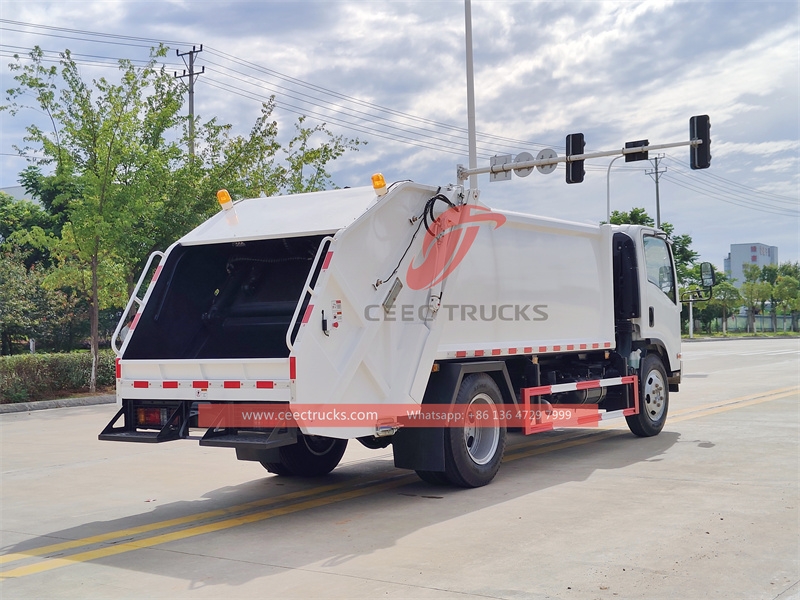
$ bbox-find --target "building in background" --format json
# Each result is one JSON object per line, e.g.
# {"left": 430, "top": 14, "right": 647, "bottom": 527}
{"left": 724, "top": 243, "right": 778, "bottom": 287}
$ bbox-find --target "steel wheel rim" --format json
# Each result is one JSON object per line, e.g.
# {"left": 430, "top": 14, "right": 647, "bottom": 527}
{"left": 463, "top": 393, "right": 500, "bottom": 465}
{"left": 643, "top": 369, "right": 667, "bottom": 422}
{"left": 304, "top": 435, "right": 336, "bottom": 456}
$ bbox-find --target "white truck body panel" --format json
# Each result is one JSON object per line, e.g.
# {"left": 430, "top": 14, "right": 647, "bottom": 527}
{"left": 118, "top": 182, "right": 625, "bottom": 439}
{"left": 180, "top": 186, "right": 377, "bottom": 245}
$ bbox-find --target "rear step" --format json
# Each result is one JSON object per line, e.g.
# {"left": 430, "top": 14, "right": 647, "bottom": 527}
{"left": 99, "top": 402, "right": 189, "bottom": 443}
{"left": 199, "top": 427, "right": 297, "bottom": 449}
{"left": 99, "top": 401, "right": 299, "bottom": 450}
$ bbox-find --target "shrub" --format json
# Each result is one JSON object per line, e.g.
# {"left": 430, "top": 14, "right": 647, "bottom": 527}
{"left": 0, "top": 350, "right": 116, "bottom": 403}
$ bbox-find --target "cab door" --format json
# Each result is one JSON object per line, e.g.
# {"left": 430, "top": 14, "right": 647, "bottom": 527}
{"left": 640, "top": 233, "right": 681, "bottom": 372}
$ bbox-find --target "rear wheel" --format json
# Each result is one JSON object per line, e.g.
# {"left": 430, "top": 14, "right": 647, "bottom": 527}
{"left": 626, "top": 353, "right": 669, "bottom": 437}
{"left": 261, "top": 433, "right": 348, "bottom": 476}
{"left": 443, "top": 374, "right": 506, "bottom": 488}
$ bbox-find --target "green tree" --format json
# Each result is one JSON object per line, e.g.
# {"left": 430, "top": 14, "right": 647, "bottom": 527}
{"left": 741, "top": 264, "right": 771, "bottom": 333}
{"left": 0, "top": 191, "right": 58, "bottom": 267}
{"left": 3, "top": 47, "right": 362, "bottom": 388}
{"left": 761, "top": 264, "right": 780, "bottom": 332}
{"left": 0, "top": 250, "right": 79, "bottom": 354}
{"left": 774, "top": 275, "right": 799, "bottom": 332}
{"left": 608, "top": 208, "right": 653, "bottom": 226}
{"left": 3, "top": 46, "right": 186, "bottom": 388}
{"left": 709, "top": 280, "right": 741, "bottom": 334}
{"left": 0, "top": 251, "right": 37, "bottom": 354}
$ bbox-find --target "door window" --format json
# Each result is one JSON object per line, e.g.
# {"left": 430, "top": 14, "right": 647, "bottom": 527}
{"left": 643, "top": 236, "right": 676, "bottom": 303}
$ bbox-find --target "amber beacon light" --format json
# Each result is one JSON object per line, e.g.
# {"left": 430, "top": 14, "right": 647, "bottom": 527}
{"left": 371, "top": 173, "right": 387, "bottom": 196}
{"left": 216, "top": 189, "right": 234, "bottom": 211}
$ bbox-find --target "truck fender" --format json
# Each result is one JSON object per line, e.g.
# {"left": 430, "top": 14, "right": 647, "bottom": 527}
{"left": 392, "top": 361, "right": 515, "bottom": 472}
{"left": 637, "top": 339, "right": 680, "bottom": 391}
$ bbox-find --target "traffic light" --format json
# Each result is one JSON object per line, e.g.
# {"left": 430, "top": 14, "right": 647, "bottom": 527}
{"left": 566, "top": 133, "right": 585, "bottom": 184}
{"left": 625, "top": 139, "right": 649, "bottom": 162}
{"left": 690, "top": 115, "right": 711, "bottom": 169}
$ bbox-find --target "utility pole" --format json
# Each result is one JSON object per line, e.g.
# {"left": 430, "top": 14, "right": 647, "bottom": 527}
{"left": 645, "top": 154, "right": 667, "bottom": 228}
{"left": 175, "top": 45, "right": 205, "bottom": 156}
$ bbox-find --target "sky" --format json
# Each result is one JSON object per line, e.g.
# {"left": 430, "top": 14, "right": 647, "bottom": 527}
{"left": 1, "top": 1, "right": 798, "bottom": 269}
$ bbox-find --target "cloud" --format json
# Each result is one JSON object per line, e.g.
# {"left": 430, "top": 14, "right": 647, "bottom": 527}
{"left": 0, "top": 0, "right": 797, "bottom": 264}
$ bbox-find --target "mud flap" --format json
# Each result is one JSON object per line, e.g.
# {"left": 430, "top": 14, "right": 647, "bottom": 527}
{"left": 392, "top": 361, "right": 514, "bottom": 471}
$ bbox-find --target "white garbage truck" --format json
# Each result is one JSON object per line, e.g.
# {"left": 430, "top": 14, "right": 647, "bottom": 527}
{"left": 101, "top": 164, "right": 713, "bottom": 487}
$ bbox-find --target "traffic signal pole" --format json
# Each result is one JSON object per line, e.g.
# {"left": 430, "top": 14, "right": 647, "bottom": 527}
{"left": 458, "top": 137, "right": 703, "bottom": 184}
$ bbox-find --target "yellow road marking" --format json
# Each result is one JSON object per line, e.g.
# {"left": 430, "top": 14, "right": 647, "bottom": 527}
{"left": 668, "top": 385, "right": 799, "bottom": 418}
{"left": 0, "top": 476, "right": 415, "bottom": 579}
{"left": 505, "top": 430, "right": 624, "bottom": 462}
{"left": 0, "top": 474, "right": 396, "bottom": 566}
{"left": 1, "top": 385, "right": 795, "bottom": 579}
{"left": 667, "top": 389, "right": 798, "bottom": 425}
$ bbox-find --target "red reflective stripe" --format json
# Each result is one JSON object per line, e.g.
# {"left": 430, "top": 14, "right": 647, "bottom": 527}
{"left": 508, "top": 348, "right": 517, "bottom": 354}
{"left": 525, "top": 384, "right": 553, "bottom": 396}
{"left": 474, "top": 350, "right": 485, "bottom": 357}
{"left": 491, "top": 349, "right": 501, "bottom": 356}
{"left": 456, "top": 351, "right": 467, "bottom": 358}
{"left": 131, "top": 312, "right": 142, "bottom": 330}
{"left": 290, "top": 357, "right": 296, "bottom": 380}
{"left": 152, "top": 264, "right": 163, "bottom": 283}
{"left": 622, "top": 408, "right": 637, "bottom": 416}
{"left": 256, "top": 381, "right": 274, "bottom": 389}
{"left": 224, "top": 381, "right": 241, "bottom": 389}
{"left": 553, "top": 345, "right": 561, "bottom": 351}
{"left": 133, "top": 381, "right": 149, "bottom": 389}
{"left": 301, "top": 304, "right": 314, "bottom": 324}
{"left": 604, "top": 342, "right": 612, "bottom": 348}
{"left": 577, "top": 413, "right": 602, "bottom": 425}
{"left": 115, "top": 358, "right": 121, "bottom": 379}
{"left": 193, "top": 381, "right": 209, "bottom": 389}
{"left": 538, "top": 346, "right": 547, "bottom": 353}
{"left": 580, "top": 344, "right": 587, "bottom": 350}
{"left": 592, "top": 343, "right": 600, "bottom": 349}
{"left": 322, "top": 251, "right": 334, "bottom": 270}
{"left": 523, "top": 347, "right": 533, "bottom": 353}
{"left": 567, "top": 345, "right": 575, "bottom": 350}
{"left": 576, "top": 380, "right": 601, "bottom": 390}
{"left": 162, "top": 381, "right": 178, "bottom": 389}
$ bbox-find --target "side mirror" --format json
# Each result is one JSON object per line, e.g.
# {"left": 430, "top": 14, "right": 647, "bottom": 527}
{"left": 700, "top": 262, "right": 716, "bottom": 288}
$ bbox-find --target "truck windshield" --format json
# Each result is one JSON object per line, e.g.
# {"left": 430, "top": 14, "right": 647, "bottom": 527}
{"left": 643, "top": 236, "right": 676, "bottom": 303}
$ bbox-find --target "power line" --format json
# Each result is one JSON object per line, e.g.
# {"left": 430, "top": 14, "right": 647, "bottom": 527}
{"left": 0, "top": 19, "right": 197, "bottom": 46}
{"left": 663, "top": 154, "right": 798, "bottom": 204}
{"left": 659, "top": 173, "right": 799, "bottom": 218}
{"left": 1, "top": 20, "right": 558, "bottom": 153}
{"left": 4, "top": 18, "right": 799, "bottom": 219}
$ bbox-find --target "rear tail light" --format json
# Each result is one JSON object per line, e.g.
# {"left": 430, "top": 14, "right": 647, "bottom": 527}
{"left": 137, "top": 407, "right": 169, "bottom": 428}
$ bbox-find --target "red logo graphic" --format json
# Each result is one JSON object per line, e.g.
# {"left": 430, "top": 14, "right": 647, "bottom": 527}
{"left": 406, "top": 205, "right": 506, "bottom": 290}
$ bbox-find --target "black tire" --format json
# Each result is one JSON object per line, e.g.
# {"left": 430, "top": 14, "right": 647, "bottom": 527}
{"left": 260, "top": 461, "right": 294, "bottom": 476}
{"left": 626, "top": 353, "right": 669, "bottom": 437}
{"left": 260, "top": 433, "right": 347, "bottom": 477}
{"left": 415, "top": 470, "right": 451, "bottom": 485}
{"left": 443, "top": 373, "right": 507, "bottom": 488}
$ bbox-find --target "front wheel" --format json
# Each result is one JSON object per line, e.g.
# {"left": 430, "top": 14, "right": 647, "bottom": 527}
{"left": 261, "top": 433, "right": 347, "bottom": 476}
{"left": 626, "top": 353, "right": 669, "bottom": 437}
{"left": 443, "top": 373, "right": 507, "bottom": 488}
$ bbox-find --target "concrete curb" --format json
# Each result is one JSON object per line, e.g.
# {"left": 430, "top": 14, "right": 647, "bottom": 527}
{"left": 0, "top": 395, "right": 116, "bottom": 414}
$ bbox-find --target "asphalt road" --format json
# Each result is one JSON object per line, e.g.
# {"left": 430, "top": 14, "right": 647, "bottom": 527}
{"left": 1, "top": 338, "right": 798, "bottom": 599}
